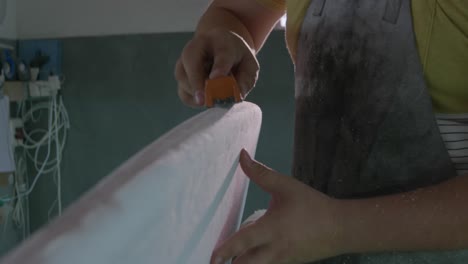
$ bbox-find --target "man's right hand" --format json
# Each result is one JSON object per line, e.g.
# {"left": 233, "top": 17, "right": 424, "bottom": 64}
{"left": 174, "top": 0, "right": 285, "bottom": 108}
{"left": 175, "top": 28, "right": 259, "bottom": 107}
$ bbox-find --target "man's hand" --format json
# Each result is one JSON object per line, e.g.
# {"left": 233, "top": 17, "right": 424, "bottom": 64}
{"left": 211, "top": 149, "right": 468, "bottom": 264}
{"left": 175, "top": 29, "right": 259, "bottom": 107}
{"left": 210, "top": 149, "right": 344, "bottom": 264}
{"left": 174, "top": 0, "right": 284, "bottom": 108}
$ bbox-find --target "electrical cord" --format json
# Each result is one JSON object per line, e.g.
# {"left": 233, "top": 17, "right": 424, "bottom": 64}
{"left": 12, "top": 155, "right": 27, "bottom": 239}
{"left": 1, "top": 80, "right": 69, "bottom": 243}
{"left": 2, "top": 92, "right": 69, "bottom": 218}
{"left": 23, "top": 101, "right": 67, "bottom": 174}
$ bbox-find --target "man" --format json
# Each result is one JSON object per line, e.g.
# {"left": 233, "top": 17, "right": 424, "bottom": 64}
{"left": 175, "top": 0, "right": 468, "bottom": 263}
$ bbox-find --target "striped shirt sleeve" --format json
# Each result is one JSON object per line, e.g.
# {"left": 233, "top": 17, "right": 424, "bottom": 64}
{"left": 436, "top": 113, "right": 468, "bottom": 176}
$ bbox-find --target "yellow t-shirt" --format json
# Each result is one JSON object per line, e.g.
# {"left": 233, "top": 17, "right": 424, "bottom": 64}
{"left": 256, "top": 0, "right": 468, "bottom": 113}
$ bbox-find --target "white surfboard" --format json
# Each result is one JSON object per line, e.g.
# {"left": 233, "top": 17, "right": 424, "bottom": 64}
{"left": 0, "top": 102, "right": 262, "bottom": 264}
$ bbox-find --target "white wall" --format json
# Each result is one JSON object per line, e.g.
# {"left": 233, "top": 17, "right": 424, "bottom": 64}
{"left": 0, "top": 0, "right": 17, "bottom": 39}
{"left": 17, "top": 0, "right": 210, "bottom": 39}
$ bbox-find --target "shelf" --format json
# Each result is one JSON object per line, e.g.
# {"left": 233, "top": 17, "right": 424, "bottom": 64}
{"left": 2, "top": 82, "right": 24, "bottom": 102}
{"left": 2, "top": 79, "right": 61, "bottom": 102}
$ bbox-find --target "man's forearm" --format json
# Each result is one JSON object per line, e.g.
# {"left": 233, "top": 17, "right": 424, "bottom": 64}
{"left": 196, "top": 1, "right": 284, "bottom": 52}
{"left": 338, "top": 174, "right": 468, "bottom": 254}
{"left": 196, "top": 5, "right": 256, "bottom": 50}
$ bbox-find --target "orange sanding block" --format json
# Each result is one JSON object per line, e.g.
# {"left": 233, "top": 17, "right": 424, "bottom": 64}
{"left": 205, "top": 76, "right": 242, "bottom": 108}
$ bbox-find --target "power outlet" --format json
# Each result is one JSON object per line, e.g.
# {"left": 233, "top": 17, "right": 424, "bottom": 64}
{"left": 9, "top": 118, "right": 24, "bottom": 148}
{"left": 28, "top": 78, "right": 61, "bottom": 98}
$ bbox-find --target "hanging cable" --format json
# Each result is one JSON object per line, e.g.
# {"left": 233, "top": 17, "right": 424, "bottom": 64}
{"left": 2, "top": 92, "right": 69, "bottom": 218}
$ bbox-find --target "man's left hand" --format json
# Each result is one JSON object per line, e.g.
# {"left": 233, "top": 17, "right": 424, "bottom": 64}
{"left": 210, "top": 149, "right": 345, "bottom": 264}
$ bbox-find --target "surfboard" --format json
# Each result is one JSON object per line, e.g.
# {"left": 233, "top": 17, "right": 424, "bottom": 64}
{"left": 0, "top": 102, "right": 262, "bottom": 264}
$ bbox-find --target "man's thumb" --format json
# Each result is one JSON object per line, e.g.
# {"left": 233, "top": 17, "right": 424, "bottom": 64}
{"left": 209, "top": 54, "right": 234, "bottom": 79}
{"left": 239, "top": 149, "right": 280, "bottom": 193}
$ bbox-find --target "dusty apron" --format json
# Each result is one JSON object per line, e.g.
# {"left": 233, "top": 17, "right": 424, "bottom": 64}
{"left": 292, "top": 0, "right": 464, "bottom": 263}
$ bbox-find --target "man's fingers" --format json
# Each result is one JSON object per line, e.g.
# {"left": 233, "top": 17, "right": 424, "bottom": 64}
{"left": 209, "top": 52, "right": 236, "bottom": 79}
{"left": 211, "top": 221, "right": 272, "bottom": 264}
{"left": 239, "top": 149, "right": 284, "bottom": 194}
{"left": 181, "top": 39, "right": 209, "bottom": 100}
{"left": 234, "top": 57, "right": 259, "bottom": 96}
{"left": 232, "top": 245, "right": 276, "bottom": 264}
{"left": 177, "top": 87, "right": 199, "bottom": 108}
{"left": 174, "top": 59, "right": 186, "bottom": 87}
{"left": 175, "top": 58, "right": 205, "bottom": 106}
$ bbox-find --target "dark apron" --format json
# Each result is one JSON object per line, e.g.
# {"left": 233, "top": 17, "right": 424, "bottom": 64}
{"left": 292, "top": 0, "right": 464, "bottom": 263}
